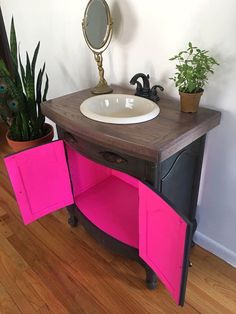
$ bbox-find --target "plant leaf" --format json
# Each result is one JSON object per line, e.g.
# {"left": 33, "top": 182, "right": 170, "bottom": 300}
{"left": 36, "top": 63, "right": 45, "bottom": 104}
{"left": 10, "top": 17, "right": 18, "bottom": 68}
{"left": 19, "top": 55, "right": 26, "bottom": 89}
{"left": 25, "top": 52, "right": 37, "bottom": 123}
{"left": 42, "top": 73, "right": 49, "bottom": 101}
{"left": 31, "top": 42, "right": 40, "bottom": 80}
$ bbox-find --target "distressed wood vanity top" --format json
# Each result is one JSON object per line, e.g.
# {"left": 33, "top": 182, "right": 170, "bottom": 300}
{"left": 41, "top": 85, "right": 221, "bottom": 162}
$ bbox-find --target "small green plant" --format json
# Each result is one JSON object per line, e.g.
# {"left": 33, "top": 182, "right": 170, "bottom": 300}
{"left": 0, "top": 18, "right": 49, "bottom": 141}
{"left": 169, "top": 42, "right": 219, "bottom": 93}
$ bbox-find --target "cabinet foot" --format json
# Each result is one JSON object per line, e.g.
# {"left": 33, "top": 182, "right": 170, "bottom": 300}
{"left": 145, "top": 267, "right": 158, "bottom": 290}
{"left": 68, "top": 215, "right": 78, "bottom": 227}
{"left": 66, "top": 205, "right": 78, "bottom": 227}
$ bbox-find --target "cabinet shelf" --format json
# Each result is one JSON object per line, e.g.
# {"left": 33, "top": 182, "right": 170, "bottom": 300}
{"left": 75, "top": 175, "right": 139, "bottom": 248}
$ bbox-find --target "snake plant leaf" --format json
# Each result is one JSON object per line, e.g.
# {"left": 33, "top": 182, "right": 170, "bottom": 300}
{"left": 6, "top": 36, "right": 25, "bottom": 97}
{"left": 36, "top": 69, "right": 42, "bottom": 105}
{"left": 19, "top": 55, "right": 26, "bottom": 88}
{"left": 15, "top": 114, "right": 23, "bottom": 139}
{"left": 25, "top": 52, "right": 37, "bottom": 122}
{"left": 25, "top": 52, "right": 33, "bottom": 97}
{"left": 37, "top": 67, "right": 47, "bottom": 130}
{"left": 26, "top": 52, "right": 35, "bottom": 100}
{"left": 9, "top": 112, "right": 30, "bottom": 141}
{"left": 9, "top": 22, "right": 23, "bottom": 96}
{"left": 37, "top": 111, "right": 45, "bottom": 130}
{"left": 10, "top": 17, "right": 18, "bottom": 69}
{"left": 43, "top": 73, "right": 49, "bottom": 101}
{"left": 14, "top": 64, "right": 24, "bottom": 95}
{"left": 41, "top": 63, "right": 46, "bottom": 75}
{"left": 36, "top": 63, "right": 45, "bottom": 104}
{"left": 0, "top": 59, "right": 9, "bottom": 75}
{"left": 31, "top": 42, "right": 40, "bottom": 79}
{"left": 20, "top": 112, "right": 30, "bottom": 140}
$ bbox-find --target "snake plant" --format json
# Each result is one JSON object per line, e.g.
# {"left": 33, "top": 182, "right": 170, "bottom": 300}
{"left": 0, "top": 18, "right": 49, "bottom": 141}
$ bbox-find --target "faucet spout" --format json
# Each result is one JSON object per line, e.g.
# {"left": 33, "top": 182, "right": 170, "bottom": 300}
{"left": 130, "top": 73, "right": 150, "bottom": 90}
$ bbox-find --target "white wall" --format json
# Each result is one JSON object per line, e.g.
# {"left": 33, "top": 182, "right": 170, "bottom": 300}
{"left": 2, "top": 0, "right": 236, "bottom": 266}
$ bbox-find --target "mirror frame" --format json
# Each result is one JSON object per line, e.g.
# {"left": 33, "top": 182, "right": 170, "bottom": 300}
{"left": 82, "top": 0, "right": 113, "bottom": 53}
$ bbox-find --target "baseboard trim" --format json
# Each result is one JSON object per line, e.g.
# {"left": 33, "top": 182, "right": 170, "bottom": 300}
{"left": 194, "top": 231, "right": 236, "bottom": 268}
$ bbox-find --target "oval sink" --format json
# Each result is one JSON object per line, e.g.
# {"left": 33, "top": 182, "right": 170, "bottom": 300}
{"left": 80, "top": 94, "right": 160, "bottom": 124}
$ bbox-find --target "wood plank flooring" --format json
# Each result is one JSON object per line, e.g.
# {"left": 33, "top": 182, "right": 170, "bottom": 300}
{"left": 0, "top": 123, "right": 236, "bottom": 313}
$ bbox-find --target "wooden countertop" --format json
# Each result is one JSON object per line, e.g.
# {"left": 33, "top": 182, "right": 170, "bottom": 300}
{"left": 41, "top": 85, "right": 221, "bottom": 162}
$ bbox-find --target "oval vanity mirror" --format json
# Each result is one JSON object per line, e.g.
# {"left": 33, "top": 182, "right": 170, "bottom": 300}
{"left": 82, "top": 0, "right": 113, "bottom": 94}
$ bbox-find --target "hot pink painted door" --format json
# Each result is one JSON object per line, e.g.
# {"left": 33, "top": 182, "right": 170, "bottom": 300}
{"left": 4, "top": 140, "right": 74, "bottom": 224}
{"left": 139, "top": 181, "right": 192, "bottom": 306}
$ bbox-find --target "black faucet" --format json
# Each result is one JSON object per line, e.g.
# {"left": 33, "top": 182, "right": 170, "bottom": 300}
{"left": 130, "top": 73, "right": 164, "bottom": 102}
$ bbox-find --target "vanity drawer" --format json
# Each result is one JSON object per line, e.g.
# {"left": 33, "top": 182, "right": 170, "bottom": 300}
{"left": 57, "top": 127, "right": 156, "bottom": 183}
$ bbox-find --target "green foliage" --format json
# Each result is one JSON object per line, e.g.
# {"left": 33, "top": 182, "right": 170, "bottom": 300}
{"left": 0, "top": 17, "right": 49, "bottom": 141}
{"left": 169, "top": 42, "right": 219, "bottom": 93}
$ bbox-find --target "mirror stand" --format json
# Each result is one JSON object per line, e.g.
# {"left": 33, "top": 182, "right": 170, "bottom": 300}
{"left": 92, "top": 52, "right": 113, "bottom": 94}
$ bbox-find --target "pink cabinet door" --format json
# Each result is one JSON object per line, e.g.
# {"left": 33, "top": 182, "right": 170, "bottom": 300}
{"left": 4, "top": 140, "right": 74, "bottom": 224}
{"left": 139, "top": 182, "right": 192, "bottom": 306}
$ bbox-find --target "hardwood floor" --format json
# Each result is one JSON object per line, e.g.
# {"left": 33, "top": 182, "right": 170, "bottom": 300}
{"left": 0, "top": 123, "right": 236, "bottom": 313}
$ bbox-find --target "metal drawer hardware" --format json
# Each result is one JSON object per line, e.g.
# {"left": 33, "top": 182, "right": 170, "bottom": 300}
{"left": 99, "top": 151, "right": 127, "bottom": 164}
{"left": 64, "top": 132, "right": 78, "bottom": 144}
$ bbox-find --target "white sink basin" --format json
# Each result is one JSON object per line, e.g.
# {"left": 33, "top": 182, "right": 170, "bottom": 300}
{"left": 80, "top": 94, "right": 160, "bottom": 124}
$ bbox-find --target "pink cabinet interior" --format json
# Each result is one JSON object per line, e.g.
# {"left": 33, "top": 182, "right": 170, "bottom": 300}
{"left": 66, "top": 144, "right": 139, "bottom": 248}
{"left": 4, "top": 140, "right": 192, "bottom": 305}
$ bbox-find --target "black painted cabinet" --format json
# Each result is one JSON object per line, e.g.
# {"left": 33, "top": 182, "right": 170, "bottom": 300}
{"left": 156, "top": 136, "right": 206, "bottom": 227}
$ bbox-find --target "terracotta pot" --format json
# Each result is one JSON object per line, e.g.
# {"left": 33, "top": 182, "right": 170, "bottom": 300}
{"left": 6, "top": 123, "right": 54, "bottom": 152}
{"left": 179, "top": 90, "right": 203, "bottom": 113}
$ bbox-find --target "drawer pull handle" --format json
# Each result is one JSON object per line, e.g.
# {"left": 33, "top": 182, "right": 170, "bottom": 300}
{"left": 99, "top": 151, "right": 127, "bottom": 164}
{"left": 63, "top": 132, "right": 78, "bottom": 144}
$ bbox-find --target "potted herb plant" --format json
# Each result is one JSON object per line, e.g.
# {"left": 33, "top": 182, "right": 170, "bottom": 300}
{"left": 0, "top": 18, "right": 53, "bottom": 152}
{"left": 169, "top": 42, "right": 219, "bottom": 113}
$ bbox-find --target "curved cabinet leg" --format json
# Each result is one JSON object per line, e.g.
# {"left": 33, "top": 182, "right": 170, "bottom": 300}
{"left": 145, "top": 266, "right": 158, "bottom": 290}
{"left": 139, "top": 259, "right": 158, "bottom": 289}
{"left": 68, "top": 215, "right": 78, "bottom": 227}
{"left": 66, "top": 205, "right": 78, "bottom": 227}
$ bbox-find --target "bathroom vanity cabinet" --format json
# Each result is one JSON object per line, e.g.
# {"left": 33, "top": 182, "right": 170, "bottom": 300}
{"left": 4, "top": 86, "right": 221, "bottom": 306}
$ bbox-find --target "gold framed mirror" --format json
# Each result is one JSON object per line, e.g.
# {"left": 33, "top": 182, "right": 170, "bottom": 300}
{"left": 82, "top": 0, "right": 113, "bottom": 94}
